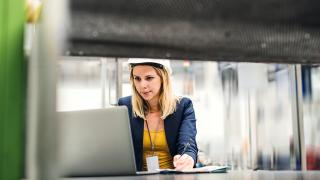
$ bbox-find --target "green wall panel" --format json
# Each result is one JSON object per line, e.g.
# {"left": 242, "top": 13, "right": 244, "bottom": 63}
{"left": 0, "top": 0, "right": 25, "bottom": 179}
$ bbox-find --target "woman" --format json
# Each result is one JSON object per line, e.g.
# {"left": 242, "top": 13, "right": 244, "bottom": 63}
{"left": 118, "top": 58, "right": 198, "bottom": 171}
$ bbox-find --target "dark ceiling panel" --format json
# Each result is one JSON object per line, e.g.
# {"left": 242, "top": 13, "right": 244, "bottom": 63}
{"left": 67, "top": 0, "right": 320, "bottom": 63}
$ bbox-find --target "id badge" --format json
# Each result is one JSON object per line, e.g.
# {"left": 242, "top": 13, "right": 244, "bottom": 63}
{"left": 146, "top": 156, "right": 159, "bottom": 171}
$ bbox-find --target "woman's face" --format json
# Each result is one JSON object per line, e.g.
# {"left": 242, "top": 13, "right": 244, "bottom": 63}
{"left": 132, "top": 65, "right": 162, "bottom": 102}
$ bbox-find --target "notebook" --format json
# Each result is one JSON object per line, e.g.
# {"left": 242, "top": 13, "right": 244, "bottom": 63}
{"left": 158, "top": 165, "right": 228, "bottom": 174}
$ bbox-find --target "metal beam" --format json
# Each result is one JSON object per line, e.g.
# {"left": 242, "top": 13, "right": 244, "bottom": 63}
{"left": 67, "top": 0, "right": 320, "bottom": 63}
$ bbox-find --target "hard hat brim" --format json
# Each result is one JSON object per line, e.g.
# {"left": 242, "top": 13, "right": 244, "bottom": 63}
{"left": 129, "top": 62, "right": 164, "bottom": 69}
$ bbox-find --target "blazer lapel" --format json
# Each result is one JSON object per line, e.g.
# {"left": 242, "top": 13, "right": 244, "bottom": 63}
{"left": 133, "top": 116, "right": 144, "bottom": 149}
{"left": 164, "top": 114, "right": 177, "bottom": 156}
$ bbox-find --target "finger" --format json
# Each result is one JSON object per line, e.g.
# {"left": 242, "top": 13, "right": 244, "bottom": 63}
{"left": 181, "top": 154, "right": 194, "bottom": 166}
{"left": 175, "top": 163, "right": 186, "bottom": 170}
{"left": 173, "top": 155, "right": 181, "bottom": 167}
{"left": 173, "top": 155, "right": 181, "bottom": 161}
{"left": 175, "top": 154, "right": 188, "bottom": 165}
{"left": 175, "top": 161, "right": 191, "bottom": 170}
{"left": 177, "top": 161, "right": 193, "bottom": 170}
{"left": 175, "top": 156, "right": 194, "bottom": 170}
{"left": 174, "top": 158, "right": 185, "bottom": 167}
{"left": 174, "top": 157, "right": 189, "bottom": 169}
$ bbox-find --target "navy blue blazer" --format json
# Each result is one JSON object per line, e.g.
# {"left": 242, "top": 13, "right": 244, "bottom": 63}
{"left": 118, "top": 96, "right": 198, "bottom": 171}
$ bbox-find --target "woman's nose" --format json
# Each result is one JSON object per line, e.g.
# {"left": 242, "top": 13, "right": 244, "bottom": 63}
{"left": 140, "top": 80, "right": 148, "bottom": 88}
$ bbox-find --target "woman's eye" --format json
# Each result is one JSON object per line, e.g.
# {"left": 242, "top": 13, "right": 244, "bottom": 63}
{"left": 134, "top": 77, "right": 141, "bottom": 81}
{"left": 146, "top": 77, "right": 154, "bottom": 81}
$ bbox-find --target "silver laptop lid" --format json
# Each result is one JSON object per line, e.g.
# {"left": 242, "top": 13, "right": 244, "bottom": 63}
{"left": 58, "top": 106, "right": 137, "bottom": 177}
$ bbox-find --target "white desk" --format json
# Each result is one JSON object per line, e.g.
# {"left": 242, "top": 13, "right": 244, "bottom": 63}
{"left": 57, "top": 171, "right": 320, "bottom": 180}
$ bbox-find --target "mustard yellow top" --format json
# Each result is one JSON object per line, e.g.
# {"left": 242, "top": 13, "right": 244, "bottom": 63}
{"left": 143, "top": 129, "right": 174, "bottom": 170}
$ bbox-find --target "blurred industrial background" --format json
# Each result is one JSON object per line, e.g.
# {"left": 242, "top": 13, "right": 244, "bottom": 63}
{"left": 1, "top": 0, "right": 320, "bottom": 179}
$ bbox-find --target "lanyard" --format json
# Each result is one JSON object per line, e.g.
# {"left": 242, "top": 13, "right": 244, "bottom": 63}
{"left": 145, "top": 119, "right": 161, "bottom": 152}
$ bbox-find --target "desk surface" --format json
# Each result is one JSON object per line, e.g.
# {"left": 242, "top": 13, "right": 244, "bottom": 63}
{"left": 60, "top": 171, "right": 320, "bottom": 180}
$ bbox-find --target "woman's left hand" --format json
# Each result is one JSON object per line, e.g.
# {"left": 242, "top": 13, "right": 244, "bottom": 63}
{"left": 173, "top": 154, "right": 194, "bottom": 170}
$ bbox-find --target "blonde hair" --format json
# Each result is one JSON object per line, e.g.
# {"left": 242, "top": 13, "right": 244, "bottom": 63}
{"left": 130, "top": 66, "right": 180, "bottom": 120}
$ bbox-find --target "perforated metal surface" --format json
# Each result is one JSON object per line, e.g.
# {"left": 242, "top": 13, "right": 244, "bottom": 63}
{"left": 68, "top": 0, "right": 320, "bottom": 63}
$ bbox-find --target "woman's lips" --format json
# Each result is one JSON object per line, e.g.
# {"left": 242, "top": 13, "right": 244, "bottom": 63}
{"left": 142, "top": 91, "right": 151, "bottom": 96}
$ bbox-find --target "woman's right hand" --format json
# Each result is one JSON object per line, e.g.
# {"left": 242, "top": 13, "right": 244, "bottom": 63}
{"left": 173, "top": 154, "right": 194, "bottom": 170}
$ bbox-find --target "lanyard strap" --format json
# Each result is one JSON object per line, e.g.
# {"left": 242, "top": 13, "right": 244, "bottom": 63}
{"left": 145, "top": 119, "right": 161, "bottom": 152}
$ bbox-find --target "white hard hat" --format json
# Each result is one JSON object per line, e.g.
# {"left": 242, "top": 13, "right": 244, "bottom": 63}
{"left": 128, "top": 58, "right": 172, "bottom": 74}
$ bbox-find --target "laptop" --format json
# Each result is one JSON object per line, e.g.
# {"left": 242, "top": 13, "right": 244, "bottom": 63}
{"left": 58, "top": 106, "right": 147, "bottom": 177}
